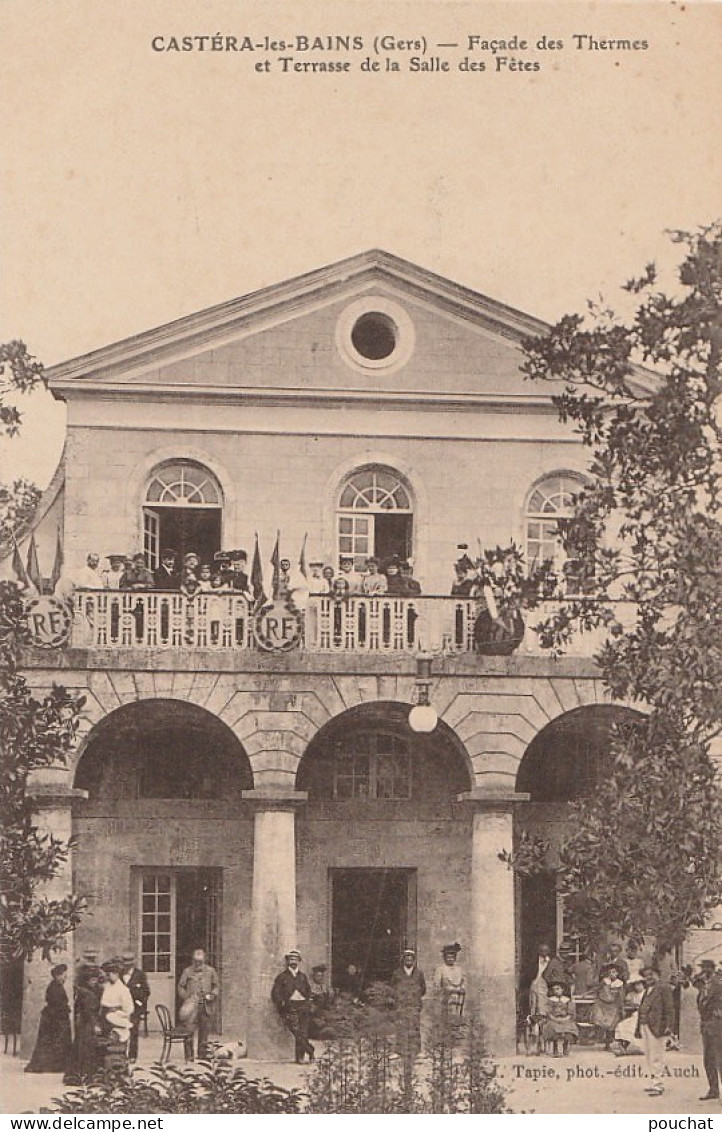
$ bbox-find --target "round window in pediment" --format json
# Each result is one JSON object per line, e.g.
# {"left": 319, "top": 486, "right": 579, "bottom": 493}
{"left": 336, "top": 298, "right": 415, "bottom": 373}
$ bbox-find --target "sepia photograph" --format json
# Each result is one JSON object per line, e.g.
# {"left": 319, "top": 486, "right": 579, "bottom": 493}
{"left": 1, "top": 0, "right": 721, "bottom": 1119}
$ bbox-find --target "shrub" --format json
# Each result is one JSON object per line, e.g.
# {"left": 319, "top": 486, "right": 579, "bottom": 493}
{"left": 40, "top": 1062, "right": 303, "bottom": 1114}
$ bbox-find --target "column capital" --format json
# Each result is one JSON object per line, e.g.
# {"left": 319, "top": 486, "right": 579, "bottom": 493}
{"left": 456, "top": 789, "right": 529, "bottom": 809}
{"left": 27, "top": 783, "right": 89, "bottom": 808}
{"left": 243, "top": 788, "right": 308, "bottom": 811}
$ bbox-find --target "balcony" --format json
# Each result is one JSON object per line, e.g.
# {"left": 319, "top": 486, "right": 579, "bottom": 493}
{"left": 69, "top": 590, "right": 628, "bottom": 658}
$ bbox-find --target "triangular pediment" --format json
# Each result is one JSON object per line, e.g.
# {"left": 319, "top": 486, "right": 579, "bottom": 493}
{"left": 48, "top": 251, "right": 556, "bottom": 404}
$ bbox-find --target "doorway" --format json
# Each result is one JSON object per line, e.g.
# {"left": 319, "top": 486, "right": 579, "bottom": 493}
{"left": 136, "top": 868, "right": 222, "bottom": 1029}
{"left": 374, "top": 513, "right": 413, "bottom": 565}
{"left": 519, "top": 872, "right": 558, "bottom": 993}
{"left": 143, "top": 508, "right": 222, "bottom": 570}
{"left": 331, "top": 868, "right": 415, "bottom": 989}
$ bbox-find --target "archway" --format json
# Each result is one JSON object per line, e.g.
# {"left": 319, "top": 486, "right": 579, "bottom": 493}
{"left": 515, "top": 705, "right": 643, "bottom": 986}
{"left": 73, "top": 700, "right": 253, "bottom": 1029}
{"left": 296, "top": 702, "right": 473, "bottom": 989}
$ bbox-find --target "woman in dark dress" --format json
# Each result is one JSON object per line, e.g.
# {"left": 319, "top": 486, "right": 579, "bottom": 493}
{"left": 25, "top": 964, "right": 72, "bottom": 1073}
{"left": 64, "top": 966, "right": 103, "bottom": 1083}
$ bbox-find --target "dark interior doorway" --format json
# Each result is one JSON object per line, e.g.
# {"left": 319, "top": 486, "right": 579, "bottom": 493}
{"left": 331, "top": 868, "right": 414, "bottom": 989}
{"left": 375, "top": 514, "right": 412, "bottom": 565}
{"left": 174, "top": 869, "right": 222, "bottom": 1024}
{"left": 146, "top": 507, "right": 222, "bottom": 567}
{"left": 520, "top": 872, "right": 557, "bottom": 992}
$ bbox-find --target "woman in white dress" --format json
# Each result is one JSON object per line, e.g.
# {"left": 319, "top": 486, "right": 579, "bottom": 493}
{"left": 100, "top": 962, "right": 134, "bottom": 1045}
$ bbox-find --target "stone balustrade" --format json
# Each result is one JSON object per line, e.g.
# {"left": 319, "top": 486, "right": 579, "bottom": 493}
{"left": 70, "top": 589, "right": 634, "bottom": 657}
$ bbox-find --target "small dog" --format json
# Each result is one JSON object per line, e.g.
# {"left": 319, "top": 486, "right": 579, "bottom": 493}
{"left": 206, "top": 1039, "right": 248, "bottom": 1067}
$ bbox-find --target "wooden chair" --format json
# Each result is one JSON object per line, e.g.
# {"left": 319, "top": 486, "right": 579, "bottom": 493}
{"left": 155, "top": 1003, "right": 193, "bottom": 1063}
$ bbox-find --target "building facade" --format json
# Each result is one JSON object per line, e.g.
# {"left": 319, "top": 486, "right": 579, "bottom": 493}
{"left": 12, "top": 252, "right": 644, "bottom": 1057}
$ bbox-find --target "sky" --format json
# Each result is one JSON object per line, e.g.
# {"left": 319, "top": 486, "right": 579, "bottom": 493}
{"left": 1, "top": 0, "right": 720, "bottom": 488}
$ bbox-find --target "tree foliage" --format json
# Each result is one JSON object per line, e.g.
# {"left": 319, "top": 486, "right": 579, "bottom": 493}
{"left": 512, "top": 223, "right": 722, "bottom": 947}
{"left": 0, "top": 581, "right": 86, "bottom": 959}
{"left": 0, "top": 342, "right": 85, "bottom": 960}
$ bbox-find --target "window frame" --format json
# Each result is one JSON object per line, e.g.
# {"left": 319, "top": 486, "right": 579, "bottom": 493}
{"left": 332, "top": 730, "right": 412, "bottom": 800}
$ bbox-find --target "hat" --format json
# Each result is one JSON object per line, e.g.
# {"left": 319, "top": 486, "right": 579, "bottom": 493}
{"left": 402, "top": 946, "right": 416, "bottom": 956}
{"left": 184, "top": 551, "right": 200, "bottom": 562}
{"left": 102, "top": 959, "right": 123, "bottom": 974}
{"left": 160, "top": 549, "right": 178, "bottom": 560}
{"left": 442, "top": 942, "right": 461, "bottom": 956}
{"left": 121, "top": 952, "right": 136, "bottom": 963}
{"left": 309, "top": 561, "right": 324, "bottom": 569}
{"left": 699, "top": 960, "right": 717, "bottom": 970}
{"left": 227, "top": 549, "right": 247, "bottom": 562}
{"left": 51, "top": 963, "right": 68, "bottom": 978}
{"left": 285, "top": 949, "right": 302, "bottom": 962}
{"left": 106, "top": 554, "right": 127, "bottom": 566}
{"left": 311, "top": 963, "right": 327, "bottom": 972}
{"left": 214, "top": 551, "right": 231, "bottom": 563}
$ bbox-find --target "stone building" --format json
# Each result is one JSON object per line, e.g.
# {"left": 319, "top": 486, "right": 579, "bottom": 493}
{"left": 9, "top": 251, "right": 647, "bottom": 1057}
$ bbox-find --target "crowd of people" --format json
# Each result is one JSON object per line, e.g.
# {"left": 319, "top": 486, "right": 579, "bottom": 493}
{"left": 524, "top": 938, "right": 722, "bottom": 1100}
{"left": 24, "top": 947, "right": 219, "bottom": 1082}
{"left": 271, "top": 942, "right": 467, "bottom": 1065}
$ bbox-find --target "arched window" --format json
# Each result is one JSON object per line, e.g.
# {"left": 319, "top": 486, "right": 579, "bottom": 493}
{"left": 337, "top": 466, "right": 413, "bottom": 571}
{"left": 333, "top": 730, "right": 412, "bottom": 799}
{"left": 143, "top": 460, "right": 223, "bottom": 568}
{"left": 525, "top": 472, "right": 586, "bottom": 593}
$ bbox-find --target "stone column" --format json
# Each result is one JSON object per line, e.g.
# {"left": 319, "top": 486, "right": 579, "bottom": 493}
{"left": 244, "top": 789, "right": 307, "bottom": 1060}
{"left": 21, "top": 775, "right": 87, "bottom": 1056}
{"left": 458, "top": 789, "right": 529, "bottom": 1056}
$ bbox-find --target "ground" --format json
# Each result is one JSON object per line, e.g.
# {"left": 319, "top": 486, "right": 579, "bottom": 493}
{"left": 1, "top": 1035, "right": 718, "bottom": 1115}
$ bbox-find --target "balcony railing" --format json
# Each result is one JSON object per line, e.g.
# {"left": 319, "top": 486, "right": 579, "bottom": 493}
{"left": 70, "top": 590, "right": 631, "bottom": 657}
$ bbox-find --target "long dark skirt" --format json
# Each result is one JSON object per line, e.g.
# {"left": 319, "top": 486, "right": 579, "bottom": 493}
{"left": 25, "top": 989, "right": 72, "bottom": 1074}
{"left": 64, "top": 989, "right": 102, "bottom": 1082}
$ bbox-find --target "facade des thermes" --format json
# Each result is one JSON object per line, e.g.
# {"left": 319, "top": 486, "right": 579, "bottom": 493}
{"left": 12, "top": 251, "right": 637, "bottom": 1057}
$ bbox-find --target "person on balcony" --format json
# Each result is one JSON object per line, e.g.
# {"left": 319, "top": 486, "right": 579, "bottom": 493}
{"left": 338, "top": 556, "right": 362, "bottom": 594}
{"left": 120, "top": 553, "right": 155, "bottom": 591}
{"left": 400, "top": 561, "right": 422, "bottom": 595}
{"left": 361, "top": 556, "right": 388, "bottom": 595}
{"left": 226, "top": 550, "right": 252, "bottom": 597}
{"left": 451, "top": 553, "right": 477, "bottom": 597}
{"left": 102, "top": 554, "right": 127, "bottom": 590}
{"left": 308, "top": 561, "right": 328, "bottom": 594}
{"left": 384, "top": 558, "right": 406, "bottom": 596}
{"left": 153, "top": 548, "right": 180, "bottom": 590}
{"left": 320, "top": 564, "right": 335, "bottom": 593}
{"left": 73, "top": 552, "right": 105, "bottom": 590}
{"left": 197, "top": 563, "right": 214, "bottom": 592}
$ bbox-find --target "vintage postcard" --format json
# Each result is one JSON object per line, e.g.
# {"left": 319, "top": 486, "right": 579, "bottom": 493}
{"left": 1, "top": 0, "right": 721, "bottom": 1119}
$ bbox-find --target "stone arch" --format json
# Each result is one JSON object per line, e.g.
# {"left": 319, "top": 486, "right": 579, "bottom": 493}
{"left": 71, "top": 672, "right": 255, "bottom": 776}
{"left": 295, "top": 700, "right": 474, "bottom": 796}
{"left": 439, "top": 676, "right": 644, "bottom": 793}
{"left": 73, "top": 697, "right": 253, "bottom": 797}
{"left": 515, "top": 703, "right": 646, "bottom": 801}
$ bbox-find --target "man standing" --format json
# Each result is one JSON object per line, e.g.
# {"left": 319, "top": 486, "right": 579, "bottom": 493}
{"left": 635, "top": 965, "right": 674, "bottom": 1098}
{"left": 178, "top": 947, "right": 219, "bottom": 1060}
{"left": 121, "top": 952, "right": 150, "bottom": 1062}
{"left": 390, "top": 947, "right": 426, "bottom": 1061}
{"left": 271, "top": 950, "right": 315, "bottom": 1063}
{"left": 153, "top": 549, "right": 180, "bottom": 590}
{"left": 73, "top": 552, "right": 104, "bottom": 590}
{"left": 696, "top": 959, "right": 722, "bottom": 1100}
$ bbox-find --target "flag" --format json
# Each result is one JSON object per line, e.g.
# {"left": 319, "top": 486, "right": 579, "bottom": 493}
{"left": 270, "top": 531, "right": 280, "bottom": 600}
{"left": 11, "top": 535, "right": 31, "bottom": 590}
{"left": 251, "top": 533, "right": 265, "bottom": 606}
{"left": 49, "top": 527, "right": 64, "bottom": 593}
{"left": 298, "top": 532, "right": 308, "bottom": 578}
{"left": 26, "top": 534, "right": 43, "bottom": 593}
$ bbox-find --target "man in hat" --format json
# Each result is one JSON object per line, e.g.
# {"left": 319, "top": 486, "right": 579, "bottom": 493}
{"left": 635, "top": 965, "right": 674, "bottom": 1097}
{"left": 121, "top": 952, "right": 150, "bottom": 1061}
{"left": 271, "top": 950, "right": 315, "bottom": 1063}
{"left": 390, "top": 947, "right": 426, "bottom": 1061}
{"left": 178, "top": 947, "right": 219, "bottom": 1060}
{"left": 696, "top": 959, "right": 722, "bottom": 1100}
{"left": 227, "top": 551, "right": 252, "bottom": 598}
{"left": 154, "top": 549, "right": 180, "bottom": 591}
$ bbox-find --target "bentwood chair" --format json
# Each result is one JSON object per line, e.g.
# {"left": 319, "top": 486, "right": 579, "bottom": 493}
{"left": 155, "top": 1003, "right": 194, "bottom": 1063}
